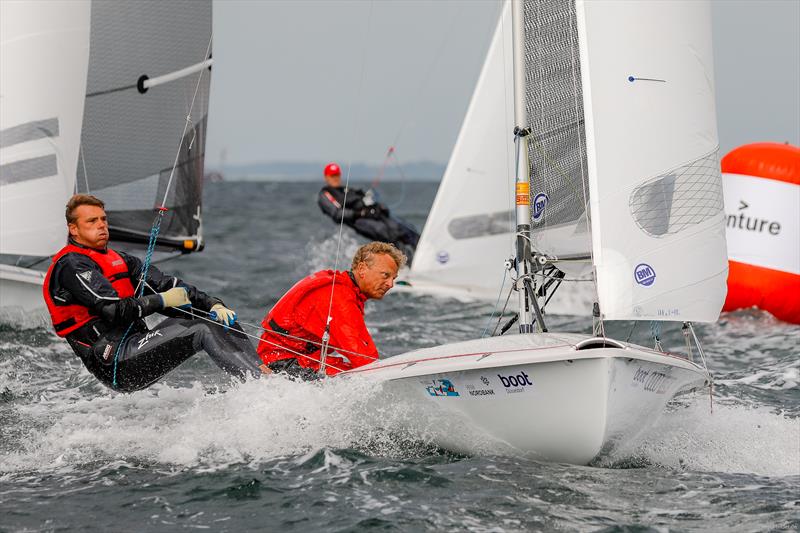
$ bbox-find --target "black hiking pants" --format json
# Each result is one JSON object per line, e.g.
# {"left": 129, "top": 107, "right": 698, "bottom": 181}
{"left": 69, "top": 317, "right": 264, "bottom": 392}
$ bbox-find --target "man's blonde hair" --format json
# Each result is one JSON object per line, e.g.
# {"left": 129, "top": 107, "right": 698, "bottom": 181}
{"left": 66, "top": 194, "right": 105, "bottom": 224}
{"left": 352, "top": 242, "right": 407, "bottom": 270}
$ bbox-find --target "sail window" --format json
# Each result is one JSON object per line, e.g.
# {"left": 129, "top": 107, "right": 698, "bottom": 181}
{"left": 629, "top": 150, "right": 724, "bottom": 237}
{"left": 0, "top": 118, "right": 59, "bottom": 149}
{"left": 447, "top": 210, "right": 514, "bottom": 240}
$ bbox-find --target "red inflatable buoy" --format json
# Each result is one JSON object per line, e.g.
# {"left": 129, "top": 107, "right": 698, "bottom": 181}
{"left": 721, "top": 142, "right": 800, "bottom": 323}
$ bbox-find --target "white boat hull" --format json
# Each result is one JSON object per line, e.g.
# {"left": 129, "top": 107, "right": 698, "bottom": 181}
{"left": 0, "top": 264, "right": 48, "bottom": 327}
{"left": 347, "top": 333, "right": 708, "bottom": 464}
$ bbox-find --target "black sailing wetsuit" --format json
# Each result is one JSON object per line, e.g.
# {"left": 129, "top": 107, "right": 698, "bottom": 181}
{"left": 47, "top": 241, "right": 263, "bottom": 392}
{"left": 317, "top": 185, "right": 419, "bottom": 263}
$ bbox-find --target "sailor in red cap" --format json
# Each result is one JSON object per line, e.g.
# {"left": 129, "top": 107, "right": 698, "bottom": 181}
{"left": 317, "top": 162, "right": 420, "bottom": 263}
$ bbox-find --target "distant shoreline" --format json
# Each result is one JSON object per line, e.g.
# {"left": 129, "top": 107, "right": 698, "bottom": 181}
{"left": 204, "top": 160, "right": 446, "bottom": 183}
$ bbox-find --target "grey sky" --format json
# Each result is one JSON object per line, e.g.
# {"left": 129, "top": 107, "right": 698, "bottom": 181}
{"left": 206, "top": 0, "right": 800, "bottom": 169}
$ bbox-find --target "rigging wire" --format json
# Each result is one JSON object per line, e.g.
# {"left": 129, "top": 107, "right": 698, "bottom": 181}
{"left": 206, "top": 308, "right": 380, "bottom": 362}
{"left": 169, "top": 307, "right": 348, "bottom": 374}
{"left": 491, "top": 280, "right": 516, "bottom": 337}
{"left": 111, "top": 34, "right": 213, "bottom": 388}
{"left": 138, "top": 279, "right": 381, "bottom": 363}
{"left": 386, "top": 2, "right": 464, "bottom": 154}
{"left": 481, "top": 267, "right": 508, "bottom": 338}
{"left": 320, "top": 0, "right": 375, "bottom": 374}
{"left": 369, "top": 2, "right": 462, "bottom": 210}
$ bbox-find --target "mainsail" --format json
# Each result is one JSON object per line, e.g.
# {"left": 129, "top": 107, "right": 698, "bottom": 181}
{"left": 519, "top": 0, "right": 727, "bottom": 323}
{"left": 523, "top": 0, "right": 592, "bottom": 273}
{"left": 76, "top": 0, "right": 212, "bottom": 252}
{"left": 0, "top": 0, "right": 91, "bottom": 257}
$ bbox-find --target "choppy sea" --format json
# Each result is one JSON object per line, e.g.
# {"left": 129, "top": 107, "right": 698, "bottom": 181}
{"left": 1, "top": 181, "right": 798, "bottom": 532}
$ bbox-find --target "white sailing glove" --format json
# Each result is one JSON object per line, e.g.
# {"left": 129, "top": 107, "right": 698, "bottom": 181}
{"left": 160, "top": 287, "right": 191, "bottom": 308}
{"left": 210, "top": 303, "right": 237, "bottom": 327}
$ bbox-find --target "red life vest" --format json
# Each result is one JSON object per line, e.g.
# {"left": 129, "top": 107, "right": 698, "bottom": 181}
{"left": 258, "top": 270, "right": 369, "bottom": 375}
{"left": 42, "top": 244, "right": 135, "bottom": 337}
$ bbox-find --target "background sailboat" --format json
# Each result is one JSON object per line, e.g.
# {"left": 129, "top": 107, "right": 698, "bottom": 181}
{"left": 74, "top": 0, "right": 212, "bottom": 254}
{"left": 0, "top": 0, "right": 212, "bottom": 325}
{"left": 0, "top": 0, "right": 91, "bottom": 324}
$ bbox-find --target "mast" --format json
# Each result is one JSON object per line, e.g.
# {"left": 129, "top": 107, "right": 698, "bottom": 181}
{"left": 511, "top": 0, "right": 546, "bottom": 333}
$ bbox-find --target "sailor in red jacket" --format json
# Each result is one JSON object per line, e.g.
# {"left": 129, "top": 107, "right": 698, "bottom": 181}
{"left": 258, "top": 242, "right": 406, "bottom": 378}
{"left": 44, "top": 194, "right": 267, "bottom": 392}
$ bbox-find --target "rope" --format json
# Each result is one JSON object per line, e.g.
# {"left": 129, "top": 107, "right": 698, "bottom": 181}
{"left": 110, "top": 33, "right": 212, "bottom": 389}
{"left": 188, "top": 306, "right": 381, "bottom": 363}
{"left": 112, "top": 210, "right": 166, "bottom": 387}
{"left": 320, "top": 0, "right": 374, "bottom": 374}
{"left": 649, "top": 321, "right": 663, "bottom": 351}
{"left": 499, "top": 0, "right": 515, "bottom": 260}
{"left": 386, "top": 2, "right": 463, "bottom": 154}
{"left": 491, "top": 278, "right": 516, "bottom": 337}
{"left": 161, "top": 35, "right": 213, "bottom": 207}
{"left": 368, "top": 3, "right": 464, "bottom": 208}
{"left": 371, "top": 146, "right": 395, "bottom": 189}
{"left": 370, "top": 147, "right": 411, "bottom": 210}
{"left": 482, "top": 268, "right": 508, "bottom": 338}
{"left": 169, "top": 306, "right": 349, "bottom": 374}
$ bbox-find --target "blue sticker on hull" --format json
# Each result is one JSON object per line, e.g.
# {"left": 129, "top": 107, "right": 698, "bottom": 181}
{"left": 426, "top": 379, "right": 459, "bottom": 397}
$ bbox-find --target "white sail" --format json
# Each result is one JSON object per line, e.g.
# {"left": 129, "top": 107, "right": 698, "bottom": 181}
{"left": 408, "top": 2, "right": 516, "bottom": 299}
{"left": 0, "top": 0, "right": 90, "bottom": 257}
{"left": 576, "top": 0, "right": 727, "bottom": 322}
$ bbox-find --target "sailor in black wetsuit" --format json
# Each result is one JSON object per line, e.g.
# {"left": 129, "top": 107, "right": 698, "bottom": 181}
{"left": 317, "top": 162, "right": 419, "bottom": 263}
{"left": 43, "top": 194, "right": 268, "bottom": 392}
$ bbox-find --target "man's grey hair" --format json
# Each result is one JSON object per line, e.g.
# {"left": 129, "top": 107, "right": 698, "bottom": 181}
{"left": 351, "top": 242, "right": 407, "bottom": 270}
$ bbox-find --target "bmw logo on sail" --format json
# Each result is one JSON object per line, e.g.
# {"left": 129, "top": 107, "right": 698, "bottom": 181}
{"left": 532, "top": 193, "right": 549, "bottom": 222}
{"left": 634, "top": 263, "right": 656, "bottom": 286}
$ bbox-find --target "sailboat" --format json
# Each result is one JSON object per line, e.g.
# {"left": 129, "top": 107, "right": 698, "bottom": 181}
{"left": 0, "top": 0, "right": 212, "bottom": 325}
{"left": 0, "top": 0, "right": 90, "bottom": 324}
{"left": 349, "top": 0, "right": 727, "bottom": 465}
